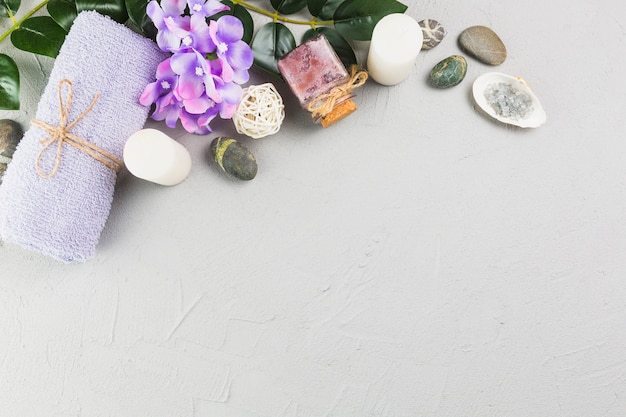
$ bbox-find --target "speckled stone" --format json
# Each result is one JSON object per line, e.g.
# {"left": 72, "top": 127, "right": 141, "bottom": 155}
{"left": 458, "top": 25, "right": 507, "bottom": 65}
{"left": 210, "top": 137, "right": 257, "bottom": 181}
{"left": 430, "top": 55, "right": 468, "bottom": 88}
{"left": 419, "top": 19, "right": 446, "bottom": 50}
{"left": 0, "top": 119, "right": 23, "bottom": 179}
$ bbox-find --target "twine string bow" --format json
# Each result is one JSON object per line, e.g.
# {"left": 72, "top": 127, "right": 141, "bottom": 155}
{"left": 32, "top": 79, "right": 122, "bottom": 178}
{"left": 306, "top": 65, "right": 368, "bottom": 120}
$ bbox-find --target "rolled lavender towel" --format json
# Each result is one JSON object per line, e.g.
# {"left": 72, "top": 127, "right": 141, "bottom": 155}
{"left": 0, "top": 11, "right": 166, "bottom": 262}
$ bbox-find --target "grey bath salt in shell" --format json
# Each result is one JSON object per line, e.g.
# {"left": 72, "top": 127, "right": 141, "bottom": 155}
{"left": 484, "top": 83, "right": 533, "bottom": 120}
{"left": 472, "top": 72, "right": 546, "bottom": 128}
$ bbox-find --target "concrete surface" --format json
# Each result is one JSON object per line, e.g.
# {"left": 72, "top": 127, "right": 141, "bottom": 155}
{"left": 1, "top": 0, "right": 625, "bottom": 416}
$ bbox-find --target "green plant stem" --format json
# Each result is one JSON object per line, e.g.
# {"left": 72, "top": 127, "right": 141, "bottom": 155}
{"left": 1, "top": 1, "right": 17, "bottom": 25}
{"left": 0, "top": 0, "right": 49, "bottom": 43}
{"left": 232, "top": 0, "right": 333, "bottom": 27}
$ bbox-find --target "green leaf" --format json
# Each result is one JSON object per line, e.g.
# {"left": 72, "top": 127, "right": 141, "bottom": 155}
{"left": 11, "top": 16, "right": 67, "bottom": 58}
{"left": 302, "top": 27, "right": 356, "bottom": 69}
{"left": 125, "top": 0, "right": 157, "bottom": 39}
{"left": 333, "top": 0, "right": 408, "bottom": 41}
{"left": 214, "top": 0, "right": 254, "bottom": 44}
{"left": 270, "top": 0, "right": 307, "bottom": 15}
{"left": 47, "top": 0, "right": 78, "bottom": 32}
{"left": 0, "top": 54, "right": 19, "bottom": 110}
{"left": 75, "top": 0, "right": 128, "bottom": 23}
{"left": 125, "top": 0, "right": 146, "bottom": 26}
{"left": 251, "top": 22, "right": 295, "bottom": 76}
{"left": 0, "top": 0, "right": 20, "bottom": 18}
{"left": 307, "top": 0, "right": 344, "bottom": 20}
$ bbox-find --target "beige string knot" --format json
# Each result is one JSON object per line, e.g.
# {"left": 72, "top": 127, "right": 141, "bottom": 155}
{"left": 31, "top": 79, "right": 122, "bottom": 179}
{"left": 306, "top": 65, "right": 368, "bottom": 120}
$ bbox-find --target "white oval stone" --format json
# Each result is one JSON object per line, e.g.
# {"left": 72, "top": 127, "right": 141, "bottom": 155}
{"left": 123, "top": 128, "right": 192, "bottom": 186}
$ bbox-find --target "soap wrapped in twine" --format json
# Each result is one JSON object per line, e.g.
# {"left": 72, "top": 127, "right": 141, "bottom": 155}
{"left": 306, "top": 65, "right": 368, "bottom": 121}
{"left": 31, "top": 79, "right": 122, "bottom": 179}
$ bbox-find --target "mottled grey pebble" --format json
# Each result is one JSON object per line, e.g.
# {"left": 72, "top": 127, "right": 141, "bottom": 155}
{"left": 210, "top": 137, "right": 257, "bottom": 181}
{"left": 430, "top": 55, "right": 467, "bottom": 88}
{"left": 0, "top": 119, "right": 23, "bottom": 178}
{"left": 458, "top": 25, "right": 507, "bottom": 65}
{"left": 419, "top": 19, "right": 446, "bottom": 50}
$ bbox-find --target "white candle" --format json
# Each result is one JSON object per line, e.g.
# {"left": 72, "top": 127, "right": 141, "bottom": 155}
{"left": 367, "top": 14, "right": 423, "bottom": 86}
{"left": 123, "top": 128, "right": 192, "bottom": 186}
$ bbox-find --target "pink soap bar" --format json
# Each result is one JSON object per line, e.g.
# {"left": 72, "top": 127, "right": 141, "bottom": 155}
{"left": 277, "top": 34, "right": 349, "bottom": 108}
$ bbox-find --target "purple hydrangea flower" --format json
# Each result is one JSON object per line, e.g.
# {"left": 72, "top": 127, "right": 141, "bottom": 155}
{"left": 147, "top": 0, "right": 188, "bottom": 52}
{"left": 152, "top": 100, "right": 183, "bottom": 130}
{"left": 214, "top": 79, "right": 243, "bottom": 119}
{"left": 170, "top": 50, "right": 222, "bottom": 102}
{"left": 140, "top": 58, "right": 178, "bottom": 111}
{"left": 208, "top": 15, "right": 254, "bottom": 84}
{"left": 163, "top": 14, "right": 213, "bottom": 53}
{"left": 142, "top": 0, "right": 253, "bottom": 134}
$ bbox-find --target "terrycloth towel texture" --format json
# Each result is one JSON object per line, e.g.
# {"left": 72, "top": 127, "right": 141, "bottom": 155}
{"left": 0, "top": 11, "right": 166, "bottom": 262}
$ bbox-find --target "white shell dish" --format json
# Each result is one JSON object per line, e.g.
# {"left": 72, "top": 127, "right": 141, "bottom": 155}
{"left": 472, "top": 72, "right": 546, "bottom": 128}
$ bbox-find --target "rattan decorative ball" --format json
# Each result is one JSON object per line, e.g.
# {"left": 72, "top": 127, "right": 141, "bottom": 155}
{"left": 233, "top": 83, "right": 285, "bottom": 139}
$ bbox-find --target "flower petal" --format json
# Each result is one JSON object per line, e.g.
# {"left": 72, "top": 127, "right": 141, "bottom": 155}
{"left": 155, "top": 58, "right": 176, "bottom": 79}
{"left": 198, "top": 106, "right": 219, "bottom": 127}
{"left": 204, "top": 0, "right": 230, "bottom": 16}
{"left": 164, "top": 15, "right": 191, "bottom": 39}
{"left": 225, "top": 40, "right": 253, "bottom": 71}
{"left": 179, "top": 110, "right": 203, "bottom": 134}
{"left": 201, "top": 62, "right": 222, "bottom": 102}
{"left": 139, "top": 82, "right": 160, "bottom": 105}
{"left": 154, "top": 91, "right": 175, "bottom": 113}
{"left": 216, "top": 15, "right": 243, "bottom": 44}
{"left": 147, "top": 1, "right": 167, "bottom": 29}
{"left": 217, "top": 57, "right": 234, "bottom": 83}
{"left": 231, "top": 68, "right": 250, "bottom": 85}
{"left": 190, "top": 14, "right": 213, "bottom": 53}
{"left": 177, "top": 72, "right": 205, "bottom": 99}
{"left": 161, "top": 0, "right": 187, "bottom": 16}
{"left": 218, "top": 81, "right": 242, "bottom": 105}
{"left": 170, "top": 52, "right": 198, "bottom": 75}
{"left": 184, "top": 95, "right": 214, "bottom": 114}
{"left": 187, "top": 0, "right": 204, "bottom": 14}
{"left": 219, "top": 102, "right": 237, "bottom": 119}
{"left": 165, "top": 108, "right": 181, "bottom": 129}
{"left": 156, "top": 29, "right": 182, "bottom": 52}
{"left": 152, "top": 102, "right": 180, "bottom": 130}
{"left": 187, "top": 0, "right": 229, "bottom": 17}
